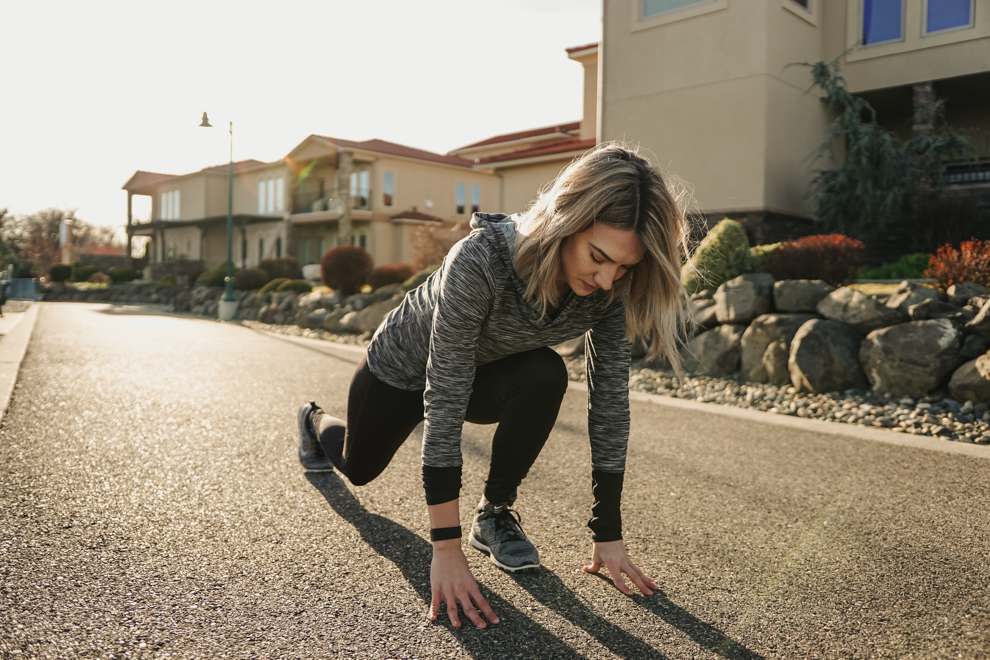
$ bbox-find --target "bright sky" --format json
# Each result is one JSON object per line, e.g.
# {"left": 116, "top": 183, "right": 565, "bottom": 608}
{"left": 0, "top": 0, "right": 600, "bottom": 234}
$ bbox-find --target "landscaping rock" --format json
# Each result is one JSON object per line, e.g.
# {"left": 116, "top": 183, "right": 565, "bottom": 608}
{"left": 690, "top": 289, "right": 713, "bottom": 301}
{"left": 304, "top": 308, "right": 331, "bottom": 330}
{"left": 961, "top": 334, "right": 987, "bottom": 360}
{"left": 322, "top": 308, "right": 348, "bottom": 333}
{"left": 907, "top": 298, "right": 957, "bottom": 321}
{"left": 682, "top": 324, "right": 746, "bottom": 377}
{"left": 339, "top": 311, "right": 361, "bottom": 332}
{"left": 816, "top": 287, "right": 905, "bottom": 335}
{"left": 964, "top": 298, "right": 990, "bottom": 339}
{"left": 948, "top": 354, "right": 990, "bottom": 403}
{"left": 350, "top": 295, "right": 404, "bottom": 333}
{"left": 789, "top": 319, "right": 867, "bottom": 393}
{"left": 690, "top": 298, "right": 718, "bottom": 331}
{"left": 858, "top": 319, "right": 963, "bottom": 397}
{"left": 773, "top": 280, "right": 834, "bottom": 313}
{"left": 947, "top": 282, "right": 989, "bottom": 307}
{"left": 714, "top": 274, "right": 775, "bottom": 324}
{"left": 740, "top": 313, "right": 816, "bottom": 383}
{"left": 885, "top": 282, "right": 941, "bottom": 313}
{"left": 761, "top": 340, "right": 792, "bottom": 385}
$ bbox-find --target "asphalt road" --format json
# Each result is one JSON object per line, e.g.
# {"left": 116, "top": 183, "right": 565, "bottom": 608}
{"left": 1, "top": 302, "right": 989, "bottom": 659}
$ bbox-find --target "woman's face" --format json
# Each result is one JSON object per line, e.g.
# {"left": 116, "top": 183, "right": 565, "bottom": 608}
{"left": 558, "top": 223, "right": 645, "bottom": 296}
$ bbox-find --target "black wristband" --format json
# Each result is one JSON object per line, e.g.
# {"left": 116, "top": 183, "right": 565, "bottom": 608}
{"left": 430, "top": 526, "right": 462, "bottom": 542}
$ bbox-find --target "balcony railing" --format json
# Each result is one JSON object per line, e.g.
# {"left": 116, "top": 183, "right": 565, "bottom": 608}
{"left": 291, "top": 188, "right": 372, "bottom": 214}
{"left": 945, "top": 158, "right": 990, "bottom": 187}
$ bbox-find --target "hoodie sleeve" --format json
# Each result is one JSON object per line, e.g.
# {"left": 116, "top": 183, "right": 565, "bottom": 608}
{"left": 585, "top": 297, "right": 631, "bottom": 541}
{"left": 421, "top": 237, "right": 496, "bottom": 504}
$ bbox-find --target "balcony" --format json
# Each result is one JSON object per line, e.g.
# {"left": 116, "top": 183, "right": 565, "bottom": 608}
{"left": 291, "top": 188, "right": 372, "bottom": 214}
{"left": 946, "top": 158, "right": 990, "bottom": 187}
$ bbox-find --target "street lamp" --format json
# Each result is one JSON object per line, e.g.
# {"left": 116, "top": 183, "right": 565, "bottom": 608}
{"left": 199, "top": 111, "right": 237, "bottom": 321}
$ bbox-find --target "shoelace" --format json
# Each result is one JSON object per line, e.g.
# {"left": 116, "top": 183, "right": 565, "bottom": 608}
{"left": 487, "top": 506, "right": 527, "bottom": 542}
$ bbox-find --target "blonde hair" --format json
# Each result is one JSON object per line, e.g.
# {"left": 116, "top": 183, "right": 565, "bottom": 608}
{"left": 514, "top": 142, "right": 696, "bottom": 382}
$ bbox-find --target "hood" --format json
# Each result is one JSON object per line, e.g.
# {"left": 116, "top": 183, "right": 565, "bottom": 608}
{"left": 469, "top": 212, "right": 520, "bottom": 273}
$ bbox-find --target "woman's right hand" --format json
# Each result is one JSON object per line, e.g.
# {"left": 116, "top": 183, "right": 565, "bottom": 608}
{"left": 429, "top": 540, "right": 499, "bottom": 628}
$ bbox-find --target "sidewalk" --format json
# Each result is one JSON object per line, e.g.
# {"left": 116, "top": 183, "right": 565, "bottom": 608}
{"left": 0, "top": 301, "right": 40, "bottom": 425}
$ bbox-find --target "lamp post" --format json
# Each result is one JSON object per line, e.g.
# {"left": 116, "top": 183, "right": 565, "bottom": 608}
{"left": 199, "top": 111, "right": 238, "bottom": 321}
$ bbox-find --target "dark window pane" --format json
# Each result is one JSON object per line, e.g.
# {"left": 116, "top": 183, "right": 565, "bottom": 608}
{"left": 927, "top": 0, "right": 971, "bottom": 32}
{"left": 863, "top": 0, "right": 902, "bottom": 44}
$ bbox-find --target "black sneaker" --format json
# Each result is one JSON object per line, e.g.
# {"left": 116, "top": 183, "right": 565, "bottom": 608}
{"left": 296, "top": 402, "right": 335, "bottom": 472}
{"left": 469, "top": 501, "right": 540, "bottom": 572}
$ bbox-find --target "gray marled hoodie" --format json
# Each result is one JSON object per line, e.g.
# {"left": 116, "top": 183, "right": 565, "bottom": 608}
{"left": 367, "top": 214, "right": 632, "bottom": 481}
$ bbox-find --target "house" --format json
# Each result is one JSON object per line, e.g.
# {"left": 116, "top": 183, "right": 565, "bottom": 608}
{"left": 457, "top": 43, "right": 599, "bottom": 214}
{"left": 600, "top": 0, "right": 990, "bottom": 245}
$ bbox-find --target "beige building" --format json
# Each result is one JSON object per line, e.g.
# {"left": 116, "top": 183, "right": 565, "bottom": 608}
{"left": 601, "top": 0, "right": 990, "bottom": 243}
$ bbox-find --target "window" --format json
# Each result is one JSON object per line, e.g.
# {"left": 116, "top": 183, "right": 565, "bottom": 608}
{"left": 275, "top": 237, "right": 282, "bottom": 258}
{"left": 790, "top": 0, "right": 810, "bottom": 8}
{"left": 350, "top": 170, "right": 370, "bottom": 209}
{"left": 267, "top": 180, "right": 276, "bottom": 213}
{"left": 471, "top": 185, "right": 480, "bottom": 214}
{"left": 186, "top": 238, "right": 193, "bottom": 258}
{"left": 359, "top": 234, "right": 367, "bottom": 249}
{"left": 643, "top": 0, "right": 711, "bottom": 18}
{"left": 299, "top": 239, "right": 311, "bottom": 266}
{"left": 258, "top": 181, "right": 267, "bottom": 214}
{"left": 456, "top": 183, "right": 466, "bottom": 215}
{"left": 258, "top": 238, "right": 264, "bottom": 262}
{"left": 274, "top": 178, "right": 284, "bottom": 211}
{"left": 160, "top": 190, "right": 180, "bottom": 220}
{"left": 318, "top": 238, "right": 326, "bottom": 261}
{"left": 383, "top": 172, "right": 394, "bottom": 207}
{"left": 241, "top": 238, "right": 247, "bottom": 263}
{"left": 924, "top": 0, "right": 973, "bottom": 34}
{"left": 862, "top": 0, "right": 904, "bottom": 45}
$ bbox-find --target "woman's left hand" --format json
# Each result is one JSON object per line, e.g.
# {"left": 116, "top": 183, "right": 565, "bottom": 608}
{"left": 583, "top": 540, "right": 659, "bottom": 596}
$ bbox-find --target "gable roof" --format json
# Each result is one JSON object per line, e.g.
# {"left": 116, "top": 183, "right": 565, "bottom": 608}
{"left": 476, "top": 138, "right": 597, "bottom": 166}
{"left": 201, "top": 159, "right": 267, "bottom": 174}
{"left": 566, "top": 42, "right": 599, "bottom": 57}
{"left": 449, "top": 121, "right": 581, "bottom": 154}
{"left": 310, "top": 135, "right": 474, "bottom": 168}
{"left": 389, "top": 208, "right": 446, "bottom": 223}
{"left": 122, "top": 170, "right": 174, "bottom": 191}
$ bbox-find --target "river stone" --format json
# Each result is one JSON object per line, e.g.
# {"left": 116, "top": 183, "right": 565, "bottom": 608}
{"left": 714, "top": 274, "right": 775, "bottom": 324}
{"left": 885, "top": 282, "right": 941, "bottom": 313}
{"left": 948, "top": 282, "right": 989, "bottom": 307}
{"left": 773, "top": 280, "right": 835, "bottom": 313}
{"left": 858, "top": 319, "right": 963, "bottom": 397}
{"left": 739, "top": 313, "right": 816, "bottom": 383}
{"left": 789, "top": 319, "right": 867, "bottom": 393}
{"left": 816, "top": 287, "right": 905, "bottom": 335}
{"left": 948, "top": 354, "right": 990, "bottom": 403}
{"left": 682, "top": 324, "right": 746, "bottom": 377}
{"left": 961, "top": 334, "right": 987, "bottom": 360}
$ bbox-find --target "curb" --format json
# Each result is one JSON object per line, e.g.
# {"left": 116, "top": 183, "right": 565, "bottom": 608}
{"left": 0, "top": 303, "right": 41, "bottom": 426}
{"left": 567, "top": 381, "right": 990, "bottom": 460}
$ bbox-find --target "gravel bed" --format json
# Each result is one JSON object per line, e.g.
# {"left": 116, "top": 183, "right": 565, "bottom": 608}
{"left": 563, "top": 355, "right": 990, "bottom": 447}
{"left": 164, "top": 309, "right": 990, "bottom": 449}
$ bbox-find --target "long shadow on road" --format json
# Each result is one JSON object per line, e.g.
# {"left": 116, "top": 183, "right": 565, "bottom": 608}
{"left": 307, "top": 472, "right": 599, "bottom": 659}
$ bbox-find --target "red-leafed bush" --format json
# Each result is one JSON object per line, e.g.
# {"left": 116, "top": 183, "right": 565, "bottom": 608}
{"left": 321, "top": 245, "right": 374, "bottom": 295}
{"left": 367, "top": 263, "right": 415, "bottom": 290}
{"left": 925, "top": 240, "right": 990, "bottom": 293}
{"left": 760, "top": 234, "right": 865, "bottom": 285}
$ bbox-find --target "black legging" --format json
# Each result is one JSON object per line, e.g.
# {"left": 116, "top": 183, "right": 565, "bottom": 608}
{"left": 318, "top": 347, "right": 569, "bottom": 505}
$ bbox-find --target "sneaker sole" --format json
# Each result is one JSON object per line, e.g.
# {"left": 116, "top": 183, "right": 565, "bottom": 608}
{"left": 297, "top": 403, "right": 335, "bottom": 473}
{"left": 468, "top": 530, "right": 540, "bottom": 572}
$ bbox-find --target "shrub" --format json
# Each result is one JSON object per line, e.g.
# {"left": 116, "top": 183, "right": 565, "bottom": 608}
{"left": 72, "top": 264, "right": 99, "bottom": 282}
{"left": 276, "top": 279, "right": 313, "bottom": 295}
{"left": 925, "top": 240, "right": 990, "bottom": 293}
{"left": 681, "top": 219, "right": 753, "bottom": 295}
{"left": 49, "top": 263, "right": 72, "bottom": 283}
{"left": 321, "top": 246, "right": 374, "bottom": 295}
{"left": 367, "top": 263, "right": 415, "bottom": 290}
{"left": 859, "top": 253, "right": 931, "bottom": 280}
{"left": 160, "top": 273, "right": 177, "bottom": 287}
{"left": 402, "top": 267, "right": 439, "bottom": 292}
{"left": 258, "top": 257, "right": 302, "bottom": 281}
{"left": 107, "top": 266, "right": 137, "bottom": 283}
{"left": 760, "top": 234, "right": 865, "bottom": 285}
{"left": 232, "top": 267, "right": 270, "bottom": 291}
{"left": 259, "top": 278, "right": 289, "bottom": 294}
{"left": 196, "top": 262, "right": 239, "bottom": 288}
{"left": 12, "top": 261, "right": 37, "bottom": 279}
{"left": 749, "top": 243, "right": 782, "bottom": 272}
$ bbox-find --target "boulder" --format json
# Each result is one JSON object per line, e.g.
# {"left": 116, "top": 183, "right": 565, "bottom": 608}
{"left": 964, "top": 298, "right": 990, "bottom": 339}
{"left": 302, "top": 264, "right": 322, "bottom": 282}
{"left": 884, "top": 282, "right": 941, "bottom": 313}
{"left": 714, "top": 274, "right": 775, "bottom": 324}
{"left": 682, "top": 324, "right": 746, "bottom": 377}
{"left": 858, "top": 319, "right": 963, "bottom": 397}
{"left": 690, "top": 298, "right": 718, "bottom": 331}
{"left": 342, "top": 295, "right": 404, "bottom": 334}
{"left": 739, "top": 313, "right": 816, "bottom": 383}
{"left": 907, "top": 298, "right": 957, "bottom": 321}
{"left": 690, "top": 289, "right": 713, "bottom": 301}
{"left": 553, "top": 336, "right": 585, "bottom": 358}
{"left": 947, "top": 282, "right": 989, "bottom": 307}
{"left": 322, "top": 308, "right": 348, "bottom": 333}
{"left": 304, "top": 308, "right": 331, "bottom": 330}
{"left": 948, "top": 354, "right": 990, "bottom": 403}
{"left": 961, "top": 334, "right": 987, "bottom": 360}
{"left": 762, "top": 340, "right": 792, "bottom": 385}
{"left": 773, "top": 280, "right": 835, "bottom": 313}
{"left": 816, "top": 287, "right": 905, "bottom": 335}
{"left": 789, "top": 319, "right": 867, "bottom": 393}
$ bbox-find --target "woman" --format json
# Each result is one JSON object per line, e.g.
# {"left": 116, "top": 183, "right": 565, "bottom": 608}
{"left": 297, "top": 143, "right": 693, "bottom": 629}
